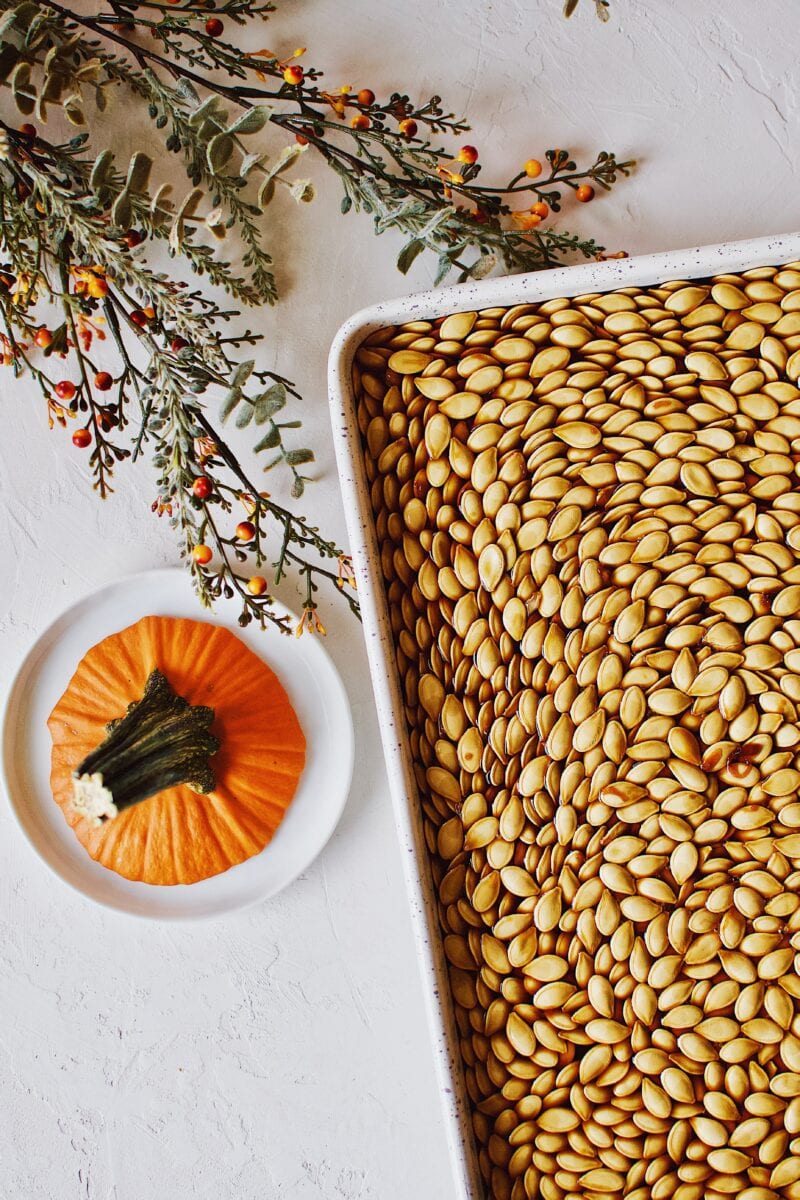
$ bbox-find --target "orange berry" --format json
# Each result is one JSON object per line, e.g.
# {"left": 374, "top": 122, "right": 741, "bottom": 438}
{"left": 246, "top": 575, "right": 267, "bottom": 596}
{"left": 72, "top": 428, "right": 92, "bottom": 449}
{"left": 350, "top": 113, "right": 370, "bottom": 131}
{"left": 143, "top": 306, "right": 156, "bottom": 320}
{"left": 576, "top": 184, "right": 596, "bottom": 203}
{"left": 192, "top": 476, "right": 213, "bottom": 500}
{"left": 55, "top": 380, "right": 77, "bottom": 400}
{"left": 18, "top": 123, "right": 36, "bottom": 139}
{"left": 531, "top": 201, "right": 549, "bottom": 219}
{"left": 512, "top": 213, "right": 541, "bottom": 231}
{"left": 398, "top": 118, "right": 417, "bottom": 139}
{"left": 235, "top": 520, "right": 256, "bottom": 542}
{"left": 94, "top": 371, "right": 113, "bottom": 391}
{"left": 457, "top": 145, "right": 478, "bottom": 165}
{"left": 35, "top": 327, "right": 53, "bottom": 348}
{"left": 357, "top": 88, "right": 375, "bottom": 106}
{"left": 524, "top": 158, "right": 542, "bottom": 178}
{"left": 283, "top": 65, "right": 304, "bottom": 85}
{"left": 193, "top": 544, "right": 213, "bottom": 564}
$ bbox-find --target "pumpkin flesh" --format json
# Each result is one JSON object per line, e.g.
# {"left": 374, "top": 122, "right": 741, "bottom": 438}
{"left": 48, "top": 616, "right": 306, "bottom": 885}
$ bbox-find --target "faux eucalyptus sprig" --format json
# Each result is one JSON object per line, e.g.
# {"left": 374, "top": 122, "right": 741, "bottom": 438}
{"left": 0, "top": 0, "right": 632, "bottom": 633}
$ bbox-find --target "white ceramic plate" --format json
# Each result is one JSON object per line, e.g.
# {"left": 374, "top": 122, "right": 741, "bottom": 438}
{"left": 1, "top": 568, "right": 354, "bottom": 919}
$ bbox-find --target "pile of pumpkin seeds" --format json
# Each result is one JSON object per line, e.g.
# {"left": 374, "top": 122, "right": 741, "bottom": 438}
{"left": 353, "top": 262, "right": 800, "bottom": 1200}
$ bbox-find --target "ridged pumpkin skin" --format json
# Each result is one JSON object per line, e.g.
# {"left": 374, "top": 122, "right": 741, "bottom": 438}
{"left": 48, "top": 616, "right": 306, "bottom": 885}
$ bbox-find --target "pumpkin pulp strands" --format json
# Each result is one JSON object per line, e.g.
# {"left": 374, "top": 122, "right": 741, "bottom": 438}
{"left": 72, "top": 668, "right": 219, "bottom": 825}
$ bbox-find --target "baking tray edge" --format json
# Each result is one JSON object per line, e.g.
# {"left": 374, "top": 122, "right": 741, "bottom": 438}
{"left": 327, "top": 230, "right": 800, "bottom": 1199}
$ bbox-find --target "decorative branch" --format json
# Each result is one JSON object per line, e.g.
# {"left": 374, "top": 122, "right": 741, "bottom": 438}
{"left": 0, "top": 0, "right": 632, "bottom": 632}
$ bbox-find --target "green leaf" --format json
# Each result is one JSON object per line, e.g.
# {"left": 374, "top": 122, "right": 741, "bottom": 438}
{"left": 397, "top": 238, "right": 424, "bottom": 275}
{"left": 0, "top": 44, "right": 20, "bottom": 86}
{"left": 232, "top": 359, "right": 255, "bottom": 387}
{"left": 188, "top": 94, "right": 227, "bottom": 128}
{"left": 176, "top": 77, "right": 199, "bottom": 102}
{"left": 219, "top": 388, "right": 241, "bottom": 422}
{"left": 285, "top": 448, "right": 314, "bottom": 467}
{"left": 89, "top": 149, "right": 115, "bottom": 192}
{"left": 291, "top": 477, "right": 305, "bottom": 499}
{"left": 289, "top": 178, "right": 315, "bottom": 204}
{"left": 235, "top": 401, "right": 255, "bottom": 428}
{"left": 471, "top": 252, "right": 497, "bottom": 280}
{"left": 434, "top": 253, "right": 453, "bottom": 286}
{"left": 11, "top": 60, "right": 34, "bottom": 115}
{"left": 63, "top": 95, "right": 86, "bottom": 126}
{"left": 126, "top": 152, "right": 153, "bottom": 194}
{"left": 271, "top": 143, "right": 305, "bottom": 176}
{"left": 255, "top": 383, "right": 286, "bottom": 422}
{"left": 0, "top": 3, "right": 38, "bottom": 37}
{"left": 150, "top": 182, "right": 174, "bottom": 223}
{"left": 111, "top": 190, "right": 133, "bottom": 230}
{"left": 240, "top": 151, "right": 266, "bottom": 178}
{"left": 0, "top": 9, "right": 19, "bottom": 36}
{"left": 207, "top": 133, "right": 234, "bottom": 172}
{"left": 341, "top": 195, "right": 352, "bottom": 214}
{"left": 227, "top": 105, "right": 273, "bottom": 136}
{"left": 257, "top": 176, "right": 275, "bottom": 209}
{"left": 253, "top": 427, "right": 281, "bottom": 451}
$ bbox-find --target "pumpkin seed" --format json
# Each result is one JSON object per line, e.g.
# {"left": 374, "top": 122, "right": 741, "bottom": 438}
{"left": 356, "top": 262, "right": 800, "bottom": 1198}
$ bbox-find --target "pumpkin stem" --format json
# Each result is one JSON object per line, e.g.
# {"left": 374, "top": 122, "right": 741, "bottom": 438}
{"left": 72, "top": 669, "right": 220, "bottom": 825}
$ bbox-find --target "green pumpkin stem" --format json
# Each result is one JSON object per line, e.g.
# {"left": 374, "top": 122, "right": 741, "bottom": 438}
{"left": 72, "top": 668, "right": 220, "bottom": 825}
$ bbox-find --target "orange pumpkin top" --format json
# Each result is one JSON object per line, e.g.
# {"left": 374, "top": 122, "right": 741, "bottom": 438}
{"left": 48, "top": 615, "right": 306, "bottom": 885}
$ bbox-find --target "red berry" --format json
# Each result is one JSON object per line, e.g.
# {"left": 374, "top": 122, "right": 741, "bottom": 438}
{"left": 19, "top": 123, "right": 36, "bottom": 139}
{"left": 94, "top": 371, "right": 113, "bottom": 391}
{"left": 235, "top": 520, "right": 256, "bottom": 542}
{"left": 457, "top": 145, "right": 479, "bottom": 165}
{"left": 125, "top": 229, "right": 144, "bottom": 248}
{"left": 193, "top": 544, "right": 213, "bottom": 565}
{"left": 357, "top": 88, "right": 375, "bottom": 107}
{"left": 171, "top": 336, "right": 188, "bottom": 353}
{"left": 35, "top": 328, "right": 53, "bottom": 348}
{"left": 72, "top": 428, "right": 91, "bottom": 448}
{"left": 283, "top": 65, "right": 304, "bottom": 86}
{"left": 55, "top": 380, "right": 77, "bottom": 401}
{"left": 295, "top": 133, "right": 309, "bottom": 146}
{"left": 193, "top": 476, "right": 213, "bottom": 500}
{"left": 130, "top": 310, "right": 147, "bottom": 328}
{"left": 205, "top": 17, "right": 223, "bottom": 36}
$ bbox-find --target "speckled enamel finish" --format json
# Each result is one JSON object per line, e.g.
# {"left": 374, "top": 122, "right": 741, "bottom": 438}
{"left": 328, "top": 231, "right": 800, "bottom": 1199}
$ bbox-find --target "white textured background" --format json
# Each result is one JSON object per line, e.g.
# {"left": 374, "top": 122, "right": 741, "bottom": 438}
{"left": 1, "top": 2, "right": 798, "bottom": 1197}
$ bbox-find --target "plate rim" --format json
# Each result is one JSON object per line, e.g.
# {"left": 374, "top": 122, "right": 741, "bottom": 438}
{"left": 0, "top": 566, "right": 355, "bottom": 921}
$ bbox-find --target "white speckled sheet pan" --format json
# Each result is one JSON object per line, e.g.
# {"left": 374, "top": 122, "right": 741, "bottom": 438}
{"left": 327, "top": 231, "right": 800, "bottom": 1199}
